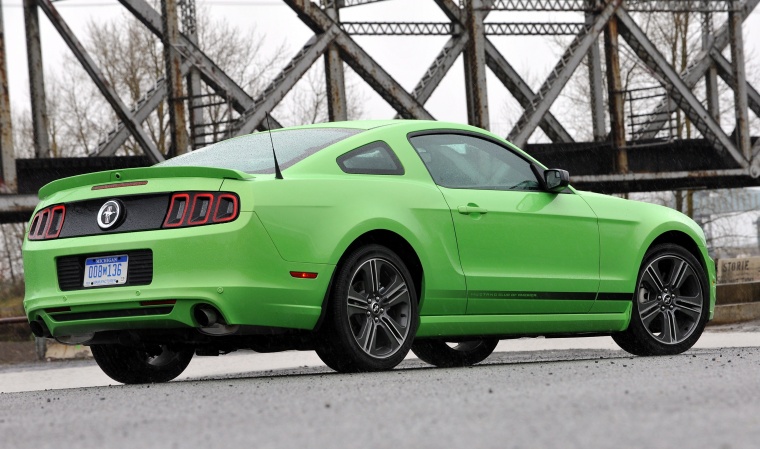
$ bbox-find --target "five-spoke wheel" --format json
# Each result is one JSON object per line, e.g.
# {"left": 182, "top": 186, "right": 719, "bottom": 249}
{"left": 613, "top": 243, "right": 709, "bottom": 356}
{"left": 316, "top": 245, "right": 418, "bottom": 372}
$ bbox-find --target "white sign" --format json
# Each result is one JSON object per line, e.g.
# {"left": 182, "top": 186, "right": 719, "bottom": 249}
{"left": 716, "top": 257, "right": 760, "bottom": 284}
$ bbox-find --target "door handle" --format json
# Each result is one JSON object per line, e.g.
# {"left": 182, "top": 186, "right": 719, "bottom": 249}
{"left": 458, "top": 205, "right": 488, "bottom": 215}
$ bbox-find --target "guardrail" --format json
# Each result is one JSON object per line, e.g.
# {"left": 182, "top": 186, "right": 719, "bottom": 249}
{"left": 0, "top": 316, "right": 27, "bottom": 325}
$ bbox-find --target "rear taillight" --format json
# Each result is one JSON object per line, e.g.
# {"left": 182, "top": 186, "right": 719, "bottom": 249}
{"left": 28, "top": 204, "right": 67, "bottom": 240}
{"left": 163, "top": 192, "right": 239, "bottom": 228}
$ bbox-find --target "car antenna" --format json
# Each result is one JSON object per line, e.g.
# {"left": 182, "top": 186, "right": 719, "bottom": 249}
{"left": 265, "top": 111, "right": 283, "bottom": 180}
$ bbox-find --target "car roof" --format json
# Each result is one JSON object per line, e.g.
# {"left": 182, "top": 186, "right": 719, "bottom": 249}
{"left": 275, "top": 119, "right": 444, "bottom": 132}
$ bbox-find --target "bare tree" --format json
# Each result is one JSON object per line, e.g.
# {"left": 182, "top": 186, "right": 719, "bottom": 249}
{"left": 26, "top": 5, "right": 289, "bottom": 158}
{"left": 277, "top": 61, "right": 366, "bottom": 127}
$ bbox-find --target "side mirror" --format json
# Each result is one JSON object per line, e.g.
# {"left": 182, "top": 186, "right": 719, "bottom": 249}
{"left": 544, "top": 169, "right": 570, "bottom": 192}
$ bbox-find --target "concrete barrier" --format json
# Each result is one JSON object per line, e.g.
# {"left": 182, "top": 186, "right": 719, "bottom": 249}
{"left": 712, "top": 302, "right": 760, "bottom": 325}
{"left": 716, "top": 282, "right": 760, "bottom": 305}
{"left": 44, "top": 341, "right": 92, "bottom": 360}
{"left": 711, "top": 257, "right": 760, "bottom": 325}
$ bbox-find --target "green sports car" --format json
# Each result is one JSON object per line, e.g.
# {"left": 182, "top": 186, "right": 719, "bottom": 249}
{"left": 23, "top": 120, "right": 715, "bottom": 383}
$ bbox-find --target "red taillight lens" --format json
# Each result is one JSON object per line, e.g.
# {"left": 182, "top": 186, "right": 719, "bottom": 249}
{"left": 28, "top": 204, "right": 67, "bottom": 240}
{"left": 163, "top": 193, "right": 190, "bottom": 228}
{"left": 29, "top": 214, "right": 41, "bottom": 237}
{"left": 214, "top": 194, "right": 239, "bottom": 223}
{"left": 162, "top": 192, "right": 239, "bottom": 228}
{"left": 46, "top": 205, "right": 66, "bottom": 238}
{"left": 188, "top": 193, "right": 214, "bottom": 225}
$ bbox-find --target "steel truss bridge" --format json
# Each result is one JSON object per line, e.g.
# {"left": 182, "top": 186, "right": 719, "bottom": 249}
{"left": 0, "top": 0, "right": 759, "bottom": 222}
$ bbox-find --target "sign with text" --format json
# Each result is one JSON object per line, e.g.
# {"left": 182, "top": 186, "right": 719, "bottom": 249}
{"left": 717, "top": 257, "right": 760, "bottom": 284}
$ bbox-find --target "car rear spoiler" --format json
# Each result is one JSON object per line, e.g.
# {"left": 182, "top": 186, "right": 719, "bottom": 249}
{"left": 38, "top": 166, "right": 253, "bottom": 199}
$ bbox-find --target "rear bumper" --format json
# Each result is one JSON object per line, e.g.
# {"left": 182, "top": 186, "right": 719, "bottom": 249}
{"left": 23, "top": 212, "right": 334, "bottom": 338}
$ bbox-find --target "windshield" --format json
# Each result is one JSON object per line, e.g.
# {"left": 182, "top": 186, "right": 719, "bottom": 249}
{"left": 156, "top": 128, "right": 363, "bottom": 174}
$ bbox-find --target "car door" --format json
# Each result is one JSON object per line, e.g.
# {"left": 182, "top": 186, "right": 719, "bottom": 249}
{"left": 408, "top": 132, "right": 600, "bottom": 315}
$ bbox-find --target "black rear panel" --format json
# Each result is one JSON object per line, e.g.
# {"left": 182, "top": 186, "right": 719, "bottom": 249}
{"left": 58, "top": 194, "right": 170, "bottom": 239}
{"left": 56, "top": 249, "right": 153, "bottom": 291}
{"left": 49, "top": 306, "right": 172, "bottom": 322}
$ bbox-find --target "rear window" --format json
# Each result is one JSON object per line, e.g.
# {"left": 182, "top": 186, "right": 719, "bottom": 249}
{"left": 156, "top": 128, "right": 363, "bottom": 174}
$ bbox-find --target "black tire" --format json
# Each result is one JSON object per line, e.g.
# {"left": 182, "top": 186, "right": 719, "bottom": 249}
{"left": 316, "top": 244, "right": 419, "bottom": 373}
{"left": 90, "top": 343, "right": 194, "bottom": 384}
{"left": 613, "top": 243, "right": 709, "bottom": 356}
{"left": 412, "top": 339, "right": 499, "bottom": 368}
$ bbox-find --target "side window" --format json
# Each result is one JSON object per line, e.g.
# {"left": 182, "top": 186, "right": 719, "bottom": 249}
{"left": 408, "top": 133, "right": 541, "bottom": 191}
{"left": 337, "top": 141, "right": 404, "bottom": 175}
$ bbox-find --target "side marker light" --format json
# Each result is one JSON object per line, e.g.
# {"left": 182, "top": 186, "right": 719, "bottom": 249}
{"left": 290, "top": 271, "right": 318, "bottom": 279}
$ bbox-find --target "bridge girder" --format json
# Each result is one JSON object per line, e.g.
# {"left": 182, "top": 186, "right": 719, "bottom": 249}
{"left": 0, "top": 0, "right": 759, "bottom": 222}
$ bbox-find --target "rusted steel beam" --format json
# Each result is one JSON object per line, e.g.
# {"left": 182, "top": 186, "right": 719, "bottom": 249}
{"left": 488, "top": 0, "right": 734, "bottom": 11}
{"left": 634, "top": 0, "right": 759, "bottom": 140}
{"left": 432, "top": 0, "right": 463, "bottom": 24}
{"left": 0, "top": 193, "right": 38, "bottom": 209}
{"left": 728, "top": 5, "right": 750, "bottom": 160}
{"left": 576, "top": 168, "right": 749, "bottom": 183}
{"left": 710, "top": 50, "right": 760, "bottom": 118}
{"left": 179, "top": 0, "right": 205, "bottom": 150}
{"left": 340, "top": 0, "right": 391, "bottom": 6}
{"left": 464, "top": 0, "right": 490, "bottom": 130}
{"left": 507, "top": 0, "right": 622, "bottom": 148}
{"left": 161, "top": 0, "right": 189, "bottom": 157}
{"left": 232, "top": 29, "right": 341, "bottom": 135}
{"left": 96, "top": 61, "right": 193, "bottom": 157}
{"left": 702, "top": 10, "right": 720, "bottom": 123}
{"left": 433, "top": 0, "right": 572, "bottom": 142}
{"left": 324, "top": 1, "right": 347, "bottom": 121}
{"left": 604, "top": 14, "right": 627, "bottom": 173}
{"left": 340, "top": 21, "right": 585, "bottom": 36}
{"left": 485, "top": 40, "right": 574, "bottom": 143}
{"left": 38, "top": 0, "right": 164, "bottom": 163}
{"left": 410, "top": 35, "right": 468, "bottom": 106}
{"left": 586, "top": 2, "right": 606, "bottom": 141}
{"left": 572, "top": 168, "right": 758, "bottom": 193}
{"left": 118, "top": 0, "right": 284, "bottom": 132}
{"left": 0, "top": 0, "right": 16, "bottom": 191}
{"left": 23, "top": 0, "right": 50, "bottom": 158}
{"left": 283, "top": 0, "right": 434, "bottom": 120}
{"left": 615, "top": 8, "right": 746, "bottom": 169}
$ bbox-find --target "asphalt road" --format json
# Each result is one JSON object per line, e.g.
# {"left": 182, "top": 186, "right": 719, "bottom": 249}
{"left": 2, "top": 344, "right": 759, "bottom": 449}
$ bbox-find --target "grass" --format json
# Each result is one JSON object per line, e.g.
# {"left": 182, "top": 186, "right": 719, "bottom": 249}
{"left": 0, "top": 282, "right": 24, "bottom": 318}
{"left": 0, "top": 282, "right": 30, "bottom": 341}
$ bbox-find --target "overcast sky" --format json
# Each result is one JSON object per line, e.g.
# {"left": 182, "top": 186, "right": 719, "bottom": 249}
{"left": 1, "top": 0, "right": 758, "bottom": 139}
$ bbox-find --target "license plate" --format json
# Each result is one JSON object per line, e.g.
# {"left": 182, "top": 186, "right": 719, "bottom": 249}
{"left": 83, "top": 255, "right": 128, "bottom": 287}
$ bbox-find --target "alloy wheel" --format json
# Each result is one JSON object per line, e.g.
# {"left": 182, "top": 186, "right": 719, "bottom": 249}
{"left": 346, "top": 257, "right": 412, "bottom": 359}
